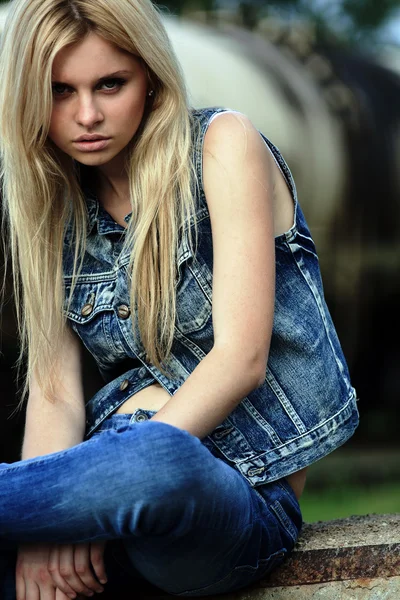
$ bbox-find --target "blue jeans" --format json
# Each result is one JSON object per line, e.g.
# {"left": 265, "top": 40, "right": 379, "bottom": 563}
{"left": 0, "top": 411, "right": 302, "bottom": 598}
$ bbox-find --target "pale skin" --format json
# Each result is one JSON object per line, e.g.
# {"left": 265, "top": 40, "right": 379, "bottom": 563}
{"left": 18, "top": 31, "right": 306, "bottom": 600}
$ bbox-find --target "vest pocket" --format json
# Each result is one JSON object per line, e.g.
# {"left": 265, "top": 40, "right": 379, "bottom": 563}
{"left": 63, "top": 280, "right": 118, "bottom": 368}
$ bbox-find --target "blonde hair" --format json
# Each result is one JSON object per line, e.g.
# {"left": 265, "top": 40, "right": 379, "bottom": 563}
{"left": 0, "top": 0, "right": 196, "bottom": 401}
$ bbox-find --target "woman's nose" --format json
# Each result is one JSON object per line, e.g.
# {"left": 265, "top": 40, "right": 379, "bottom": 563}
{"left": 75, "top": 95, "right": 104, "bottom": 128}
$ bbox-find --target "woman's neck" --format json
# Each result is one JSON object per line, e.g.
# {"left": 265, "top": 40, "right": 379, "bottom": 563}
{"left": 95, "top": 163, "right": 130, "bottom": 210}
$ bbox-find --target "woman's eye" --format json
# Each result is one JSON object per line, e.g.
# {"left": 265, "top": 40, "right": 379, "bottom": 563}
{"left": 99, "top": 78, "right": 126, "bottom": 91}
{"left": 52, "top": 83, "right": 70, "bottom": 96}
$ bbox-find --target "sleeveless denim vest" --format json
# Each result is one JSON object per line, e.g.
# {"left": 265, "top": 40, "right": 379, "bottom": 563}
{"left": 63, "top": 107, "right": 359, "bottom": 487}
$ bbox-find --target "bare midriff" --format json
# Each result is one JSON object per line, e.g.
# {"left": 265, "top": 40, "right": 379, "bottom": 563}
{"left": 116, "top": 382, "right": 170, "bottom": 413}
{"left": 116, "top": 383, "right": 307, "bottom": 500}
{"left": 286, "top": 468, "right": 308, "bottom": 500}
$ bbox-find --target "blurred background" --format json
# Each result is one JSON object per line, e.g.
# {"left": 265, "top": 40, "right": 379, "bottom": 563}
{"left": 1, "top": 0, "right": 399, "bottom": 522}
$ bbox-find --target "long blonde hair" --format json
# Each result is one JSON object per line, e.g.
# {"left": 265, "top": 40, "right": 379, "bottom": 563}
{"left": 0, "top": 0, "right": 196, "bottom": 401}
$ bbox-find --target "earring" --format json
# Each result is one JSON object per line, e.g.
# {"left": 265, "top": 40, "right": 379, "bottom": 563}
{"left": 148, "top": 89, "right": 154, "bottom": 97}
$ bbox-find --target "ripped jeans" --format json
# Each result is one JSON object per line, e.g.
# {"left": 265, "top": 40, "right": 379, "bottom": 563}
{"left": 0, "top": 411, "right": 302, "bottom": 598}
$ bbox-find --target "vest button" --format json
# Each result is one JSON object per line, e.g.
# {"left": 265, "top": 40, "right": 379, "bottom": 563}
{"left": 117, "top": 304, "right": 131, "bottom": 319}
{"left": 119, "top": 379, "right": 129, "bottom": 391}
{"left": 81, "top": 303, "right": 94, "bottom": 317}
{"left": 135, "top": 413, "right": 149, "bottom": 422}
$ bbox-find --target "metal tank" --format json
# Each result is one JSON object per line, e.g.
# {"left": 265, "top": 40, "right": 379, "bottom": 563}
{"left": 163, "top": 16, "right": 348, "bottom": 263}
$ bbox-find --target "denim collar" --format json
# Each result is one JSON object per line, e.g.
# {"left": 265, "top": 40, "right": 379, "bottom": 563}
{"left": 85, "top": 192, "right": 132, "bottom": 236}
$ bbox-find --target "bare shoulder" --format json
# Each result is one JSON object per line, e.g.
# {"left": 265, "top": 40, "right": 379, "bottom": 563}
{"left": 203, "top": 110, "right": 294, "bottom": 236}
{"left": 201, "top": 110, "right": 275, "bottom": 228}
{"left": 205, "top": 110, "right": 256, "bottom": 138}
{"left": 203, "top": 110, "right": 273, "bottom": 166}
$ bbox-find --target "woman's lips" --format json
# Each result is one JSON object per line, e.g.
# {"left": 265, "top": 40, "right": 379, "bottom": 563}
{"left": 73, "top": 138, "right": 110, "bottom": 152}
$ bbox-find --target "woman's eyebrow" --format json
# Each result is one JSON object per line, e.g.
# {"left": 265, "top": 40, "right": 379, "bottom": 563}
{"left": 51, "top": 69, "right": 133, "bottom": 84}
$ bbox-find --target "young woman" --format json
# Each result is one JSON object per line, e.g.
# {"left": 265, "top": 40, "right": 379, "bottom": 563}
{"left": 0, "top": 0, "right": 359, "bottom": 598}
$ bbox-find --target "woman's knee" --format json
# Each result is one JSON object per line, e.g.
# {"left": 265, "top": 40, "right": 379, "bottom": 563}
{"left": 122, "top": 421, "right": 212, "bottom": 497}
{"left": 93, "top": 422, "right": 214, "bottom": 535}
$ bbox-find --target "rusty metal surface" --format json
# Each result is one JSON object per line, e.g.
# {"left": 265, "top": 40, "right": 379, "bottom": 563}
{"left": 262, "top": 542, "right": 400, "bottom": 587}
{"left": 262, "top": 513, "right": 400, "bottom": 587}
{"left": 292, "top": 513, "right": 400, "bottom": 550}
{"left": 134, "top": 576, "right": 400, "bottom": 600}
{"left": 224, "top": 576, "right": 400, "bottom": 599}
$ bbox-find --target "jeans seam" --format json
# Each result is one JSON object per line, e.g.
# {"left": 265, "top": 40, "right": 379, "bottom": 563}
{"left": 269, "top": 499, "right": 298, "bottom": 545}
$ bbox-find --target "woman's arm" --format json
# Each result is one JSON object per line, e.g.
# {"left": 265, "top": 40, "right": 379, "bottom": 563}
{"left": 152, "top": 112, "right": 279, "bottom": 439}
{"left": 18, "top": 326, "right": 107, "bottom": 599}
{"left": 22, "top": 325, "right": 86, "bottom": 459}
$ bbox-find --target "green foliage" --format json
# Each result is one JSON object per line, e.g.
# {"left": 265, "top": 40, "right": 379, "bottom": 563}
{"left": 157, "top": 0, "right": 400, "bottom": 46}
{"left": 267, "top": 0, "right": 399, "bottom": 44}
{"left": 301, "top": 448, "right": 400, "bottom": 522}
{"left": 342, "top": 0, "right": 399, "bottom": 31}
{"left": 154, "top": 0, "right": 186, "bottom": 15}
{"left": 154, "top": 0, "right": 216, "bottom": 15}
{"left": 238, "top": 2, "right": 263, "bottom": 30}
{"left": 301, "top": 482, "right": 400, "bottom": 523}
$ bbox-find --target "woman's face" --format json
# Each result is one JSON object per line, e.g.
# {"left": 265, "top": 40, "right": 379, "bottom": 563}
{"left": 48, "top": 32, "right": 149, "bottom": 171}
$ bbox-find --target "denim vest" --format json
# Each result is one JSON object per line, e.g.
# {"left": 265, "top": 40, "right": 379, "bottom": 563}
{"left": 63, "top": 107, "right": 359, "bottom": 487}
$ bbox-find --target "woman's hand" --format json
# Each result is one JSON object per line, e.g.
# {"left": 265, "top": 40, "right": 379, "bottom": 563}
{"left": 16, "top": 543, "right": 72, "bottom": 599}
{"left": 16, "top": 541, "right": 107, "bottom": 599}
{"left": 48, "top": 541, "right": 107, "bottom": 597}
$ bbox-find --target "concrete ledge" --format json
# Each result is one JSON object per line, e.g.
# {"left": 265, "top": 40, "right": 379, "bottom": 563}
{"left": 133, "top": 514, "right": 400, "bottom": 600}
